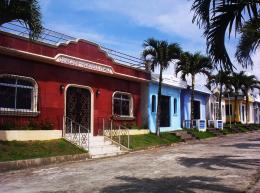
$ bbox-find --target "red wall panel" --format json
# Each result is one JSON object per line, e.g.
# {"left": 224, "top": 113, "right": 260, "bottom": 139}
{"left": 0, "top": 55, "right": 143, "bottom": 135}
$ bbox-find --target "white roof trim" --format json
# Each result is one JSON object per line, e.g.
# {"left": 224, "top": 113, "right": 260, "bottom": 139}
{"left": 151, "top": 74, "right": 212, "bottom": 95}
{"left": 151, "top": 74, "right": 187, "bottom": 89}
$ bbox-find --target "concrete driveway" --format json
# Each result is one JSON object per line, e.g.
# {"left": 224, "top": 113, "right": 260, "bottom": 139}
{"left": 1, "top": 132, "right": 260, "bottom": 193}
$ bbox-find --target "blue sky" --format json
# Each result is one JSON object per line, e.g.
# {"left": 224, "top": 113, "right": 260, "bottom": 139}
{"left": 39, "top": 0, "right": 260, "bottom": 82}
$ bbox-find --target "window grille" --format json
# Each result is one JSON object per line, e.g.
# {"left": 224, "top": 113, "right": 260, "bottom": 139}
{"left": 113, "top": 92, "right": 133, "bottom": 117}
{"left": 0, "top": 74, "right": 39, "bottom": 116}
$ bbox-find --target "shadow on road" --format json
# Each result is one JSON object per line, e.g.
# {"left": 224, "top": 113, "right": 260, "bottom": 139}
{"left": 247, "top": 137, "right": 260, "bottom": 142}
{"left": 177, "top": 155, "right": 260, "bottom": 170}
{"left": 100, "top": 176, "right": 242, "bottom": 193}
{"left": 221, "top": 143, "right": 260, "bottom": 149}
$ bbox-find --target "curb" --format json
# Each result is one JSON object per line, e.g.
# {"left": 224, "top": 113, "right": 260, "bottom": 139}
{"left": 130, "top": 130, "right": 260, "bottom": 152}
{"left": 0, "top": 153, "right": 89, "bottom": 173}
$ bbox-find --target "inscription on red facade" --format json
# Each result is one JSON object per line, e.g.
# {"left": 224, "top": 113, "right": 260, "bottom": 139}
{"left": 55, "top": 54, "right": 114, "bottom": 74}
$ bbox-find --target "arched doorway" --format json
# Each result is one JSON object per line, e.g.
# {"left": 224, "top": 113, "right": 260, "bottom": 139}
{"left": 65, "top": 86, "right": 92, "bottom": 132}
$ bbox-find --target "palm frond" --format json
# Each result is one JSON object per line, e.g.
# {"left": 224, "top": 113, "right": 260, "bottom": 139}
{"left": 191, "top": 0, "right": 260, "bottom": 70}
{"left": 0, "top": 0, "right": 42, "bottom": 39}
{"left": 235, "top": 16, "right": 260, "bottom": 68}
{"left": 142, "top": 38, "right": 182, "bottom": 73}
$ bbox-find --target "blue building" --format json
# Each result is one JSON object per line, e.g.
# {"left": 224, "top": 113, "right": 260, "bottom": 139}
{"left": 181, "top": 85, "right": 211, "bottom": 131}
{"left": 148, "top": 75, "right": 186, "bottom": 133}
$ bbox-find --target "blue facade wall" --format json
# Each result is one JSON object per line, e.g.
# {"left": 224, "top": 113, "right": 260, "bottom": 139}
{"left": 148, "top": 82, "right": 182, "bottom": 133}
{"left": 180, "top": 89, "right": 209, "bottom": 124}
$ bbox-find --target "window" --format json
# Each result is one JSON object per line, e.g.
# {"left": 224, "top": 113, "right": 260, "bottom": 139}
{"left": 193, "top": 100, "right": 201, "bottom": 119}
{"left": 225, "top": 104, "right": 232, "bottom": 116}
{"left": 173, "top": 98, "right": 177, "bottom": 115}
{"left": 151, "top": 95, "right": 156, "bottom": 112}
{"left": 211, "top": 103, "right": 214, "bottom": 114}
{"left": 113, "top": 92, "right": 133, "bottom": 117}
{"left": 0, "top": 74, "right": 38, "bottom": 114}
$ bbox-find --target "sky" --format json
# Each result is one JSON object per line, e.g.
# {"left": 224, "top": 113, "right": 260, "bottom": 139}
{"left": 39, "top": 0, "right": 260, "bottom": 84}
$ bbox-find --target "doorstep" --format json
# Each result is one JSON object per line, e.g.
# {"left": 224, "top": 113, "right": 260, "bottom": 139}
{"left": 0, "top": 153, "right": 89, "bottom": 173}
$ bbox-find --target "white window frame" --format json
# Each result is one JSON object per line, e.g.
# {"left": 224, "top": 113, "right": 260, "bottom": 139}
{"left": 0, "top": 74, "right": 39, "bottom": 116}
{"left": 112, "top": 91, "right": 134, "bottom": 119}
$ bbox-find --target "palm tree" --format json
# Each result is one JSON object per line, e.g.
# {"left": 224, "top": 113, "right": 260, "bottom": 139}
{"left": 230, "top": 71, "right": 246, "bottom": 124}
{"left": 142, "top": 38, "right": 182, "bottom": 136}
{"left": 176, "top": 52, "right": 213, "bottom": 126}
{"left": 191, "top": 0, "right": 260, "bottom": 70}
{"left": 241, "top": 74, "right": 260, "bottom": 124}
{"left": 208, "top": 70, "right": 231, "bottom": 119}
{"left": 0, "top": 0, "right": 42, "bottom": 39}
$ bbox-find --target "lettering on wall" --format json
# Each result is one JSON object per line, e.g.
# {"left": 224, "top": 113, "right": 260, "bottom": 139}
{"left": 55, "top": 54, "right": 114, "bottom": 74}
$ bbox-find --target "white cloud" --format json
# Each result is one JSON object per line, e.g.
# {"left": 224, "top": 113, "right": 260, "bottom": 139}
{"left": 72, "top": 0, "right": 204, "bottom": 44}
{"left": 41, "top": 0, "right": 260, "bottom": 85}
{"left": 43, "top": 22, "right": 144, "bottom": 57}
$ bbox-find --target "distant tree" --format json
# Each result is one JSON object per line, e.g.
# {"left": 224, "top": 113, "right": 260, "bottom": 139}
{"left": 176, "top": 52, "right": 213, "bottom": 126}
{"left": 230, "top": 71, "right": 246, "bottom": 124}
{"left": 241, "top": 74, "right": 260, "bottom": 124}
{"left": 0, "top": 0, "right": 42, "bottom": 39}
{"left": 208, "top": 70, "right": 231, "bottom": 119}
{"left": 142, "top": 38, "right": 182, "bottom": 136}
{"left": 191, "top": 0, "right": 260, "bottom": 70}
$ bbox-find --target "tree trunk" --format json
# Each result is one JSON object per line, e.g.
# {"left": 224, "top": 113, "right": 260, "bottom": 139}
{"left": 246, "top": 93, "right": 249, "bottom": 125}
{"left": 156, "top": 65, "right": 163, "bottom": 136}
{"left": 218, "top": 83, "right": 223, "bottom": 120}
{"left": 190, "top": 75, "right": 195, "bottom": 128}
{"left": 234, "top": 91, "right": 238, "bottom": 125}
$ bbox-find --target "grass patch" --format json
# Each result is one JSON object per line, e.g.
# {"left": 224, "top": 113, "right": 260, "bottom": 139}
{"left": 237, "top": 126, "right": 249, "bottom": 132}
{"left": 129, "top": 133, "right": 182, "bottom": 150}
{"left": 222, "top": 127, "right": 235, "bottom": 135}
{"left": 0, "top": 139, "right": 86, "bottom": 162}
{"left": 187, "top": 129, "right": 215, "bottom": 139}
{"left": 223, "top": 124, "right": 260, "bottom": 134}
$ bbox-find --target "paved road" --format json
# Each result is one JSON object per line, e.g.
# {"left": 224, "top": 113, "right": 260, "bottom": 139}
{"left": 1, "top": 132, "right": 260, "bottom": 193}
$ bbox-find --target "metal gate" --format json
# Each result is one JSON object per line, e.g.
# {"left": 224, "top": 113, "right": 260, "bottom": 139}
{"left": 66, "top": 87, "right": 91, "bottom": 129}
{"left": 64, "top": 86, "right": 91, "bottom": 149}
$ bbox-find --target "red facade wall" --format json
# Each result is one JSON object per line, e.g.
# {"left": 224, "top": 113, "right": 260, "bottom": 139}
{"left": 0, "top": 55, "right": 143, "bottom": 135}
{"left": 0, "top": 33, "right": 149, "bottom": 135}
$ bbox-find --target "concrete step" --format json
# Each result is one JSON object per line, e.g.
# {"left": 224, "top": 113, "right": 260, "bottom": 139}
{"left": 230, "top": 127, "right": 241, "bottom": 133}
{"left": 91, "top": 151, "right": 126, "bottom": 159}
{"left": 88, "top": 140, "right": 112, "bottom": 146}
{"left": 207, "top": 128, "right": 223, "bottom": 136}
{"left": 89, "top": 136, "right": 106, "bottom": 142}
{"left": 88, "top": 145, "right": 120, "bottom": 152}
{"left": 87, "top": 136, "right": 127, "bottom": 158}
{"left": 89, "top": 148, "right": 123, "bottom": 158}
{"left": 89, "top": 147, "right": 122, "bottom": 154}
{"left": 65, "top": 134, "right": 127, "bottom": 158}
{"left": 172, "top": 131, "right": 197, "bottom": 142}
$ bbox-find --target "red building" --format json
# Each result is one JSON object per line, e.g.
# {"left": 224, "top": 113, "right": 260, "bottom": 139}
{"left": 0, "top": 25, "right": 150, "bottom": 136}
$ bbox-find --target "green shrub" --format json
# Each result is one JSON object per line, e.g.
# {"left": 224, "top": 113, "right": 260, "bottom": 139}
{"left": 0, "top": 119, "right": 54, "bottom": 130}
{"left": 39, "top": 120, "right": 54, "bottom": 130}
{"left": 0, "top": 122, "right": 16, "bottom": 130}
